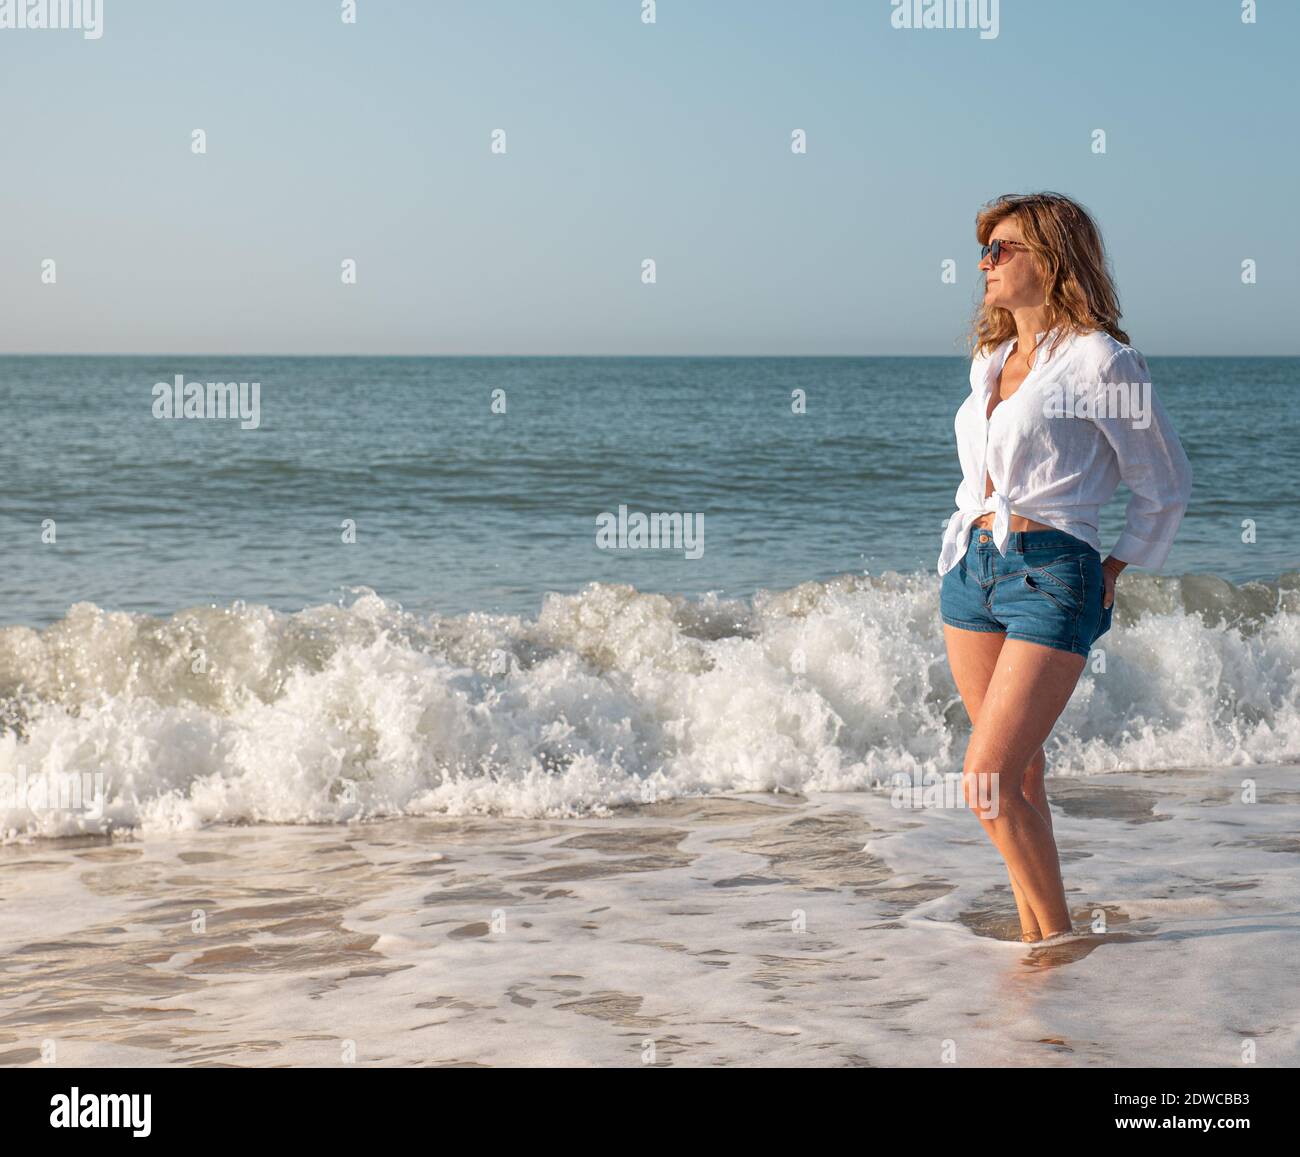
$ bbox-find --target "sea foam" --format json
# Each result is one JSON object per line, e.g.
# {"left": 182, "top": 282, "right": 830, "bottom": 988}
{"left": 1, "top": 571, "right": 1297, "bottom": 839}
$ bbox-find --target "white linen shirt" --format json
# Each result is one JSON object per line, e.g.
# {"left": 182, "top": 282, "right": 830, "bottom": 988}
{"left": 937, "top": 327, "right": 1192, "bottom": 577}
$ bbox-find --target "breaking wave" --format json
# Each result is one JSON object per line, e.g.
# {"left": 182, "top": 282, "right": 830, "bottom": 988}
{"left": 2, "top": 570, "right": 1298, "bottom": 839}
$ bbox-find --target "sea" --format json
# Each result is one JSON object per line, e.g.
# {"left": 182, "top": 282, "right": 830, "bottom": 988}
{"left": 2, "top": 355, "right": 1298, "bottom": 1067}
{"left": 0, "top": 354, "right": 1296, "bottom": 834}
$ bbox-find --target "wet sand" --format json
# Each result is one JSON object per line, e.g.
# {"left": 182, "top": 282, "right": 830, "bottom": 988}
{"left": 2, "top": 766, "right": 1298, "bottom": 1067}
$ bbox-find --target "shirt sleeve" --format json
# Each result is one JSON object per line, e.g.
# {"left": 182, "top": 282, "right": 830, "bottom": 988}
{"left": 1090, "top": 347, "right": 1193, "bottom": 569}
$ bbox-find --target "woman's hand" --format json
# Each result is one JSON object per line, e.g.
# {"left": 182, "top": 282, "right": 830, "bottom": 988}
{"left": 1101, "top": 556, "right": 1126, "bottom": 609}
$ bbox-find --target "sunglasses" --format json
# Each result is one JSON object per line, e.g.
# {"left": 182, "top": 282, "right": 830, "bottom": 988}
{"left": 980, "top": 239, "right": 1031, "bottom": 266}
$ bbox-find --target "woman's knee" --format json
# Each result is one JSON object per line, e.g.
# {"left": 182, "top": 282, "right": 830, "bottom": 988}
{"left": 960, "top": 765, "right": 1000, "bottom": 813}
{"left": 961, "top": 739, "right": 1044, "bottom": 812}
{"left": 965, "top": 778, "right": 1039, "bottom": 825}
{"left": 961, "top": 733, "right": 1019, "bottom": 781}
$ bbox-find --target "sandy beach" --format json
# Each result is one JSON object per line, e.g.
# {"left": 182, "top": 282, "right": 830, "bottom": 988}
{"left": 3, "top": 764, "right": 1297, "bottom": 1068}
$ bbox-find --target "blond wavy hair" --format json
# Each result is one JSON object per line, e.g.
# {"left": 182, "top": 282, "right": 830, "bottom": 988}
{"left": 970, "top": 192, "right": 1130, "bottom": 359}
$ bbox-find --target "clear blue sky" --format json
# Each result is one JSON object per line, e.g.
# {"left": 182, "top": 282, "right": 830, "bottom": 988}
{"left": 1, "top": 0, "right": 1295, "bottom": 354}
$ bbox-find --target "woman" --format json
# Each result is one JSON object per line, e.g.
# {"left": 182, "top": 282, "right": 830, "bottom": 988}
{"left": 938, "top": 192, "right": 1192, "bottom": 944}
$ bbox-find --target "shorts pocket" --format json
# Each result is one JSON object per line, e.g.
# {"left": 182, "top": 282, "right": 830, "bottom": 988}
{"left": 1023, "top": 559, "right": 1084, "bottom": 617}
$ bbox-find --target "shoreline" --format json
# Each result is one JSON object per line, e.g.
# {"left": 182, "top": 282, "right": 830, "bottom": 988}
{"left": 3, "top": 765, "right": 1297, "bottom": 1067}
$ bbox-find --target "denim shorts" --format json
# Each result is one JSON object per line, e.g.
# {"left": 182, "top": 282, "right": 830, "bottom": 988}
{"left": 939, "top": 526, "right": 1113, "bottom": 658}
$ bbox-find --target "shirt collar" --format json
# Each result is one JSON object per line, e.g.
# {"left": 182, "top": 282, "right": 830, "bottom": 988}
{"left": 979, "top": 325, "right": 1065, "bottom": 397}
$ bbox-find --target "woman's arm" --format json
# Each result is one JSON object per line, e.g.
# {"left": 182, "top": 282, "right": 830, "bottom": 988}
{"left": 1090, "top": 346, "right": 1194, "bottom": 575}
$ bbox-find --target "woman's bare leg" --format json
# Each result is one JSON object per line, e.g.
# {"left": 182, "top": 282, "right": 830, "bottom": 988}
{"left": 962, "top": 638, "right": 1085, "bottom": 937}
{"left": 943, "top": 625, "right": 1051, "bottom": 938}
{"left": 1015, "top": 748, "right": 1052, "bottom": 938}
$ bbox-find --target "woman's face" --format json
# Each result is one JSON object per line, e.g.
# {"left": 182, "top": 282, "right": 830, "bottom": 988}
{"left": 979, "top": 216, "right": 1046, "bottom": 312}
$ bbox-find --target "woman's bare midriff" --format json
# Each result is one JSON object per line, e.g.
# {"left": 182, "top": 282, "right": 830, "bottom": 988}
{"left": 971, "top": 512, "right": 1053, "bottom": 532}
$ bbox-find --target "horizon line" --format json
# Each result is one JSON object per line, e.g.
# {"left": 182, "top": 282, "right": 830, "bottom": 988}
{"left": 2, "top": 351, "right": 1296, "bottom": 360}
